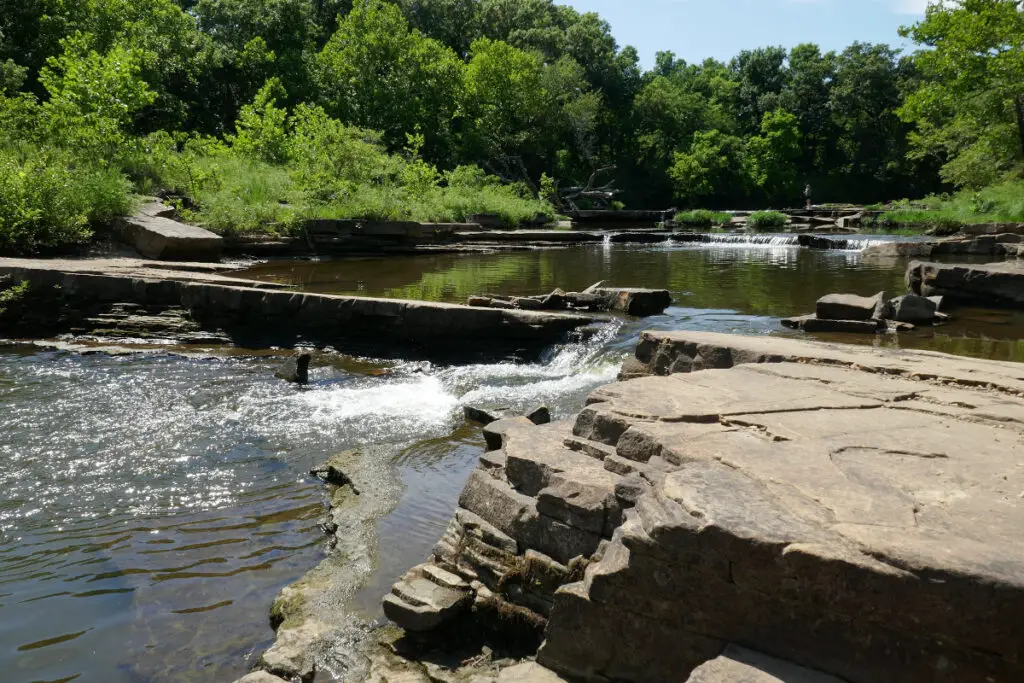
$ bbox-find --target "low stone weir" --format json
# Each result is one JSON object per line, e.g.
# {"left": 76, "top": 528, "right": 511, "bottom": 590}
{"left": 0, "top": 258, "right": 598, "bottom": 360}
{"left": 381, "top": 330, "right": 1024, "bottom": 682}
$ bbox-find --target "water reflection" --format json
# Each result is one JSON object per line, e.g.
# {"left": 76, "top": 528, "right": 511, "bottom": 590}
{"left": 238, "top": 243, "right": 1024, "bottom": 362}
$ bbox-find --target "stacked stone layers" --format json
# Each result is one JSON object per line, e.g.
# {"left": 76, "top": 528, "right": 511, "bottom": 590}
{"left": 0, "top": 259, "right": 595, "bottom": 360}
{"left": 390, "top": 331, "right": 1024, "bottom": 683}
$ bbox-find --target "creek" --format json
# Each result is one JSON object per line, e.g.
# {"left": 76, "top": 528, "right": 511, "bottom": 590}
{"left": 4, "top": 240, "right": 1024, "bottom": 683}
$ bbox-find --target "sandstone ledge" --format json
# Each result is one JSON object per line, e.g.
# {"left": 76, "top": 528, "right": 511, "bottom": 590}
{"left": 0, "top": 258, "right": 597, "bottom": 360}
{"left": 387, "top": 331, "right": 1024, "bottom": 683}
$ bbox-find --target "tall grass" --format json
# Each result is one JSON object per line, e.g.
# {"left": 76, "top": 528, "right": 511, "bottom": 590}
{"left": 747, "top": 210, "right": 788, "bottom": 232}
{"left": 877, "top": 181, "right": 1024, "bottom": 232}
{"left": 674, "top": 209, "right": 731, "bottom": 229}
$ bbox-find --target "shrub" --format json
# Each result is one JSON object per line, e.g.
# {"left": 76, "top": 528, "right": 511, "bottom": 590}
{"left": 0, "top": 147, "right": 133, "bottom": 254}
{"left": 0, "top": 279, "right": 30, "bottom": 316}
{"left": 674, "top": 209, "right": 730, "bottom": 228}
{"left": 747, "top": 210, "right": 788, "bottom": 231}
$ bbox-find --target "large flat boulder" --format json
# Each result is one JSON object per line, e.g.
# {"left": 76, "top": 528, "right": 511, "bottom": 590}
{"left": 114, "top": 214, "right": 223, "bottom": 261}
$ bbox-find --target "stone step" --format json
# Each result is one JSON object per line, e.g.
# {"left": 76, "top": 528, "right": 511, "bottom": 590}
{"left": 420, "top": 563, "right": 470, "bottom": 591}
{"left": 383, "top": 574, "right": 470, "bottom": 632}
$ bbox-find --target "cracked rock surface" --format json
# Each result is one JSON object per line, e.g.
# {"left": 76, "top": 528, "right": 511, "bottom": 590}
{"left": 389, "top": 331, "right": 1024, "bottom": 683}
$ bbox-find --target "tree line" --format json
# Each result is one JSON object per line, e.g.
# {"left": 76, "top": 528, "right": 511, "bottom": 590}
{"left": 1, "top": 0, "right": 1021, "bottom": 214}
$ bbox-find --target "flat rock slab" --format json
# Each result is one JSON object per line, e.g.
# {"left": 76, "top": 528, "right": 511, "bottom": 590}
{"left": 538, "top": 331, "right": 1024, "bottom": 683}
{"left": 115, "top": 214, "right": 223, "bottom": 261}
{"left": 815, "top": 292, "right": 884, "bottom": 320}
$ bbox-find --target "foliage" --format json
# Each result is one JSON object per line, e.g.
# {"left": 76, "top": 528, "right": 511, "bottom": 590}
{"left": 230, "top": 78, "right": 290, "bottom": 163}
{"left": 8, "top": 0, "right": 1019, "bottom": 250}
{"left": 38, "top": 35, "right": 156, "bottom": 155}
{"left": 899, "top": 0, "right": 1024, "bottom": 188}
{"left": 0, "top": 279, "right": 30, "bottom": 317}
{"left": 747, "top": 210, "right": 789, "bottom": 232}
{"left": 316, "top": 0, "right": 465, "bottom": 160}
{"left": 673, "top": 209, "right": 731, "bottom": 228}
{"left": 878, "top": 181, "right": 1024, "bottom": 229}
{"left": 0, "top": 146, "right": 133, "bottom": 254}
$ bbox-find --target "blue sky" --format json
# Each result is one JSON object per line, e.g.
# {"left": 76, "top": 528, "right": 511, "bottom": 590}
{"left": 561, "top": 0, "right": 930, "bottom": 68}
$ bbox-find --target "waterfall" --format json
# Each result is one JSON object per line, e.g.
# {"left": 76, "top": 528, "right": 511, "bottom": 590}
{"left": 671, "top": 233, "right": 889, "bottom": 251}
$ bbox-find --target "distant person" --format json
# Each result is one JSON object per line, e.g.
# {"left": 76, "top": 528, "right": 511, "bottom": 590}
{"left": 804, "top": 184, "right": 812, "bottom": 210}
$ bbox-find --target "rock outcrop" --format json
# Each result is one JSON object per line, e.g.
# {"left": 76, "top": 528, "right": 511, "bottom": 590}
{"left": 783, "top": 291, "right": 946, "bottom": 334}
{"left": 385, "top": 331, "right": 1024, "bottom": 683}
{"left": 907, "top": 260, "right": 1024, "bottom": 307}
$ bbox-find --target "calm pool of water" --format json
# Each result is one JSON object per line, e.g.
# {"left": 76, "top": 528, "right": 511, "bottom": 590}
{"left": 239, "top": 242, "right": 1024, "bottom": 362}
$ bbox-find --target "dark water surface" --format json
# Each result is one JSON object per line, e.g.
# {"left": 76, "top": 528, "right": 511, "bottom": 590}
{"left": 5, "top": 241, "right": 1024, "bottom": 683}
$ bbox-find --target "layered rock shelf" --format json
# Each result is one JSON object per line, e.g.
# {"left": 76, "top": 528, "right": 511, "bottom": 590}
{"left": 907, "top": 259, "right": 1024, "bottom": 307}
{"left": 0, "top": 258, "right": 597, "bottom": 360}
{"left": 384, "top": 331, "right": 1024, "bottom": 683}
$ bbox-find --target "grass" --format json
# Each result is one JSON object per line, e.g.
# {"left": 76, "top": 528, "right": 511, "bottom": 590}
{"left": 136, "top": 147, "right": 552, "bottom": 236}
{"left": 874, "top": 181, "right": 1024, "bottom": 234}
{"left": 674, "top": 209, "right": 731, "bottom": 229}
{"left": 747, "top": 210, "right": 788, "bottom": 232}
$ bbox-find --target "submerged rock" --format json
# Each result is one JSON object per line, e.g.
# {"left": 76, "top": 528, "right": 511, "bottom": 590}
{"left": 275, "top": 352, "right": 311, "bottom": 384}
{"left": 782, "top": 314, "right": 883, "bottom": 334}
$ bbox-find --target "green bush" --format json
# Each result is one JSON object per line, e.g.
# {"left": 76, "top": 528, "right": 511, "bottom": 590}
{"left": 747, "top": 210, "right": 789, "bottom": 231}
{"left": 674, "top": 209, "right": 730, "bottom": 228}
{"left": 0, "top": 147, "right": 133, "bottom": 254}
{"left": 0, "top": 279, "right": 29, "bottom": 316}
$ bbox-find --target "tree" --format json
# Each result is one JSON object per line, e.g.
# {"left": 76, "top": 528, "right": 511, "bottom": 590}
{"left": 317, "top": 0, "right": 465, "bottom": 162}
{"left": 900, "top": 0, "right": 1024, "bottom": 187}
{"left": 745, "top": 109, "right": 802, "bottom": 203}
{"left": 38, "top": 34, "right": 156, "bottom": 156}
{"left": 231, "top": 78, "right": 290, "bottom": 163}
{"left": 669, "top": 130, "right": 747, "bottom": 206}
{"left": 461, "top": 37, "right": 549, "bottom": 177}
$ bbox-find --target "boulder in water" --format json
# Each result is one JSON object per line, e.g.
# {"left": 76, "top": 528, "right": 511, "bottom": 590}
{"left": 887, "top": 294, "right": 940, "bottom": 324}
{"left": 527, "top": 406, "right": 552, "bottom": 425}
{"left": 815, "top": 292, "right": 886, "bottom": 321}
{"left": 275, "top": 352, "right": 311, "bottom": 384}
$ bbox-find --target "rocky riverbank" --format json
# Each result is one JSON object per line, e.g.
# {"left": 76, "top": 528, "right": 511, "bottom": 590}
{"left": 373, "top": 331, "right": 1024, "bottom": 683}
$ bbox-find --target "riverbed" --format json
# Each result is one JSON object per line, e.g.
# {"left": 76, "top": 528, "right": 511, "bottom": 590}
{"left": 4, "top": 240, "right": 1024, "bottom": 683}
